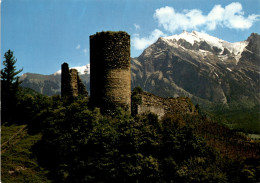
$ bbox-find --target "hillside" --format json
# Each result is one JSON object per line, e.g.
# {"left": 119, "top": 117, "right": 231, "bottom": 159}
{"left": 2, "top": 81, "right": 259, "bottom": 182}
{"left": 20, "top": 73, "right": 61, "bottom": 96}
{"left": 2, "top": 97, "right": 259, "bottom": 182}
{"left": 20, "top": 72, "right": 90, "bottom": 96}
{"left": 1, "top": 125, "right": 50, "bottom": 182}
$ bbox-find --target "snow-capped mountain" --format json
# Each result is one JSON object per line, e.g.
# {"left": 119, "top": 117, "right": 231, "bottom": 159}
{"left": 162, "top": 31, "right": 248, "bottom": 62}
{"left": 54, "top": 64, "right": 90, "bottom": 75}
{"left": 132, "top": 31, "right": 260, "bottom": 106}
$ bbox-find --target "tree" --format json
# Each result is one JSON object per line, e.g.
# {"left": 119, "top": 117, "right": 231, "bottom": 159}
{"left": 131, "top": 86, "right": 143, "bottom": 116}
{"left": 1, "top": 49, "right": 23, "bottom": 123}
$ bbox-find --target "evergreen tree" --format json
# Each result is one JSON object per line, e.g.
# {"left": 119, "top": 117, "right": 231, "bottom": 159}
{"left": 1, "top": 49, "right": 23, "bottom": 123}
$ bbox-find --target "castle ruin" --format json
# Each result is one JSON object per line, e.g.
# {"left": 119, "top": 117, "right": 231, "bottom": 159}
{"left": 136, "top": 92, "right": 197, "bottom": 119}
{"left": 90, "top": 31, "right": 131, "bottom": 113}
{"left": 60, "top": 31, "right": 197, "bottom": 118}
{"left": 61, "top": 62, "right": 88, "bottom": 99}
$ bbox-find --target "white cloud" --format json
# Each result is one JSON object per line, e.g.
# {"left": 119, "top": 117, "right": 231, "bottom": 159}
{"left": 82, "top": 48, "right": 88, "bottom": 56}
{"left": 76, "top": 44, "right": 81, "bottom": 49}
{"left": 222, "top": 2, "right": 259, "bottom": 29}
{"left": 134, "top": 24, "right": 140, "bottom": 30}
{"left": 154, "top": 3, "right": 260, "bottom": 33}
{"left": 207, "top": 5, "right": 225, "bottom": 30}
{"left": 132, "top": 29, "right": 166, "bottom": 50}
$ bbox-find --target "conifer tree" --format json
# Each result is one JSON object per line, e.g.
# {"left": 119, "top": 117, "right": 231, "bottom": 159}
{"left": 1, "top": 49, "right": 23, "bottom": 123}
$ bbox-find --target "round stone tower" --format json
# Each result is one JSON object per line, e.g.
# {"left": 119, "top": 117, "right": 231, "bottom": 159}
{"left": 90, "top": 31, "right": 131, "bottom": 113}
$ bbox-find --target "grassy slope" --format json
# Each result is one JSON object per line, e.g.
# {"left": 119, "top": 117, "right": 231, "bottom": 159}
{"left": 1, "top": 125, "right": 51, "bottom": 183}
{"left": 202, "top": 104, "right": 260, "bottom": 134}
{"left": 192, "top": 117, "right": 260, "bottom": 160}
{"left": 1, "top": 125, "right": 27, "bottom": 144}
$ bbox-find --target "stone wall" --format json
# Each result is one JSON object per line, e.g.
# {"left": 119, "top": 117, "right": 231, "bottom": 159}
{"left": 61, "top": 63, "right": 73, "bottom": 98}
{"left": 137, "top": 92, "right": 197, "bottom": 119}
{"left": 70, "top": 69, "right": 79, "bottom": 97}
{"left": 90, "top": 31, "right": 131, "bottom": 113}
{"left": 138, "top": 105, "right": 165, "bottom": 119}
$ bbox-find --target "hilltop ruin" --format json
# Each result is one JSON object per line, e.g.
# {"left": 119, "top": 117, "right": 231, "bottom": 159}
{"left": 61, "top": 62, "right": 88, "bottom": 99}
{"left": 60, "top": 31, "right": 197, "bottom": 118}
{"left": 134, "top": 91, "right": 198, "bottom": 119}
{"left": 90, "top": 31, "right": 131, "bottom": 113}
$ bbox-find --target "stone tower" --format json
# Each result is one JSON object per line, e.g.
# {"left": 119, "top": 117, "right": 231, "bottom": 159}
{"left": 90, "top": 31, "right": 131, "bottom": 113}
{"left": 61, "top": 62, "right": 88, "bottom": 98}
{"left": 61, "top": 62, "right": 73, "bottom": 98}
{"left": 69, "top": 69, "right": 79, "bottom": 97}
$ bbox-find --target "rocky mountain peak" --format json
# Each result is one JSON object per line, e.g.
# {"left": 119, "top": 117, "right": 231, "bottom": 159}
{"left": 132, "top": 31, "right": 260, "bottom": 106}
{"left": 245, "top": 33, "right": 260, "bottom": 55}
{"left": 160, "top": 31, "right": 249, "bottom": 62}
{"left": 247, "top": 32, "right": 260, "bottom": 42}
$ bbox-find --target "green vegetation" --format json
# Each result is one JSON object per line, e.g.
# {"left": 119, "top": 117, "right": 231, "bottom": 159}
{"left": 1, "top": 125, "right": 50, "bottom": 183}
{"left": 26, "top": 98, "right": 258, "bottom": 182}
{"left": 94, "top": 31, "right": 129, "bottom": 36}
{"left": 32, "top": 104, "right": 220, "bottom": 182}
{"left": 20, "top": 73, "right": 61, "bottom": 96}
{"left": 1, "top": 49, "right": 23, "bottom": 123}
{"left": 2, "top": 83, "right": 259, "bottom": 182}
{"left": 1, "top": 125, "right": 27, "bottom": 144}
{"left": 1, "top": 51, "right": 259, "bottom": 182}
{"left": 207, "top": 104, "right": 260, "bottom": 134}
{"left": 131, "top": 86, "right": 143, "bottom": 116}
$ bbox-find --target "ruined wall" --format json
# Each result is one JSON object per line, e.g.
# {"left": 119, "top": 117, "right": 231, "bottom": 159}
{"left": 138, "top": 105, "right": 165, "bottom": 119}
{"left": 61, "top": 63, "right": 73, "bottom": 98}
{"left": 90, "top": 31, "right": 131, "bottom": 113}
{"left": 61, "top": 62, "right": 88, "bottom": 99}
{"left": 137, "top": 92, "right": 197, "bottom": 119}
{"left": 70, "top": 69, "right": 79, "bottom": 97}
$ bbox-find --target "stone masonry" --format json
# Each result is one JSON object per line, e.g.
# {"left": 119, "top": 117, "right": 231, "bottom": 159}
{"left": 69, "top": 69, "right": 79, "bottom": 97}
{"left": 61, "top": 62, "right": 87, "bottom": 98}
{"left": 90, "top": 31, "right": 131, "bottom": 113}
{"left": 137, "top": 92, "right": 197, "bottom": 119}
{"left": 61, "top": 62, "right": 73, "bottom": 98}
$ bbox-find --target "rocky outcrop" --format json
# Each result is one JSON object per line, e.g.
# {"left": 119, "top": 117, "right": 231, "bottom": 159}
{"left": 131, "top": 32, "right": 260, "bottom": 108}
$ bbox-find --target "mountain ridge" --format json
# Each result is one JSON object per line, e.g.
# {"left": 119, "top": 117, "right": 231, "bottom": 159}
{"left": 131, "top": 31, "right": 260, "bottom": 108}
{"left": 20, "top": 31, "right": 260, "bottom": 109}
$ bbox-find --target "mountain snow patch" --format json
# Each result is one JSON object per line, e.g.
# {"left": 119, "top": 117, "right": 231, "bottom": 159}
{"left": 227, "top": 67, "right": 232, "bottom": 72}
{"left": 163, "top": 31, "right": 248, "bottom": 62}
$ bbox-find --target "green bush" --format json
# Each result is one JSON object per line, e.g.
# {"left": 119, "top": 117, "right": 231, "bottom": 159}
{"left": 32, "top": 100, "right": 250, "bottom": 183}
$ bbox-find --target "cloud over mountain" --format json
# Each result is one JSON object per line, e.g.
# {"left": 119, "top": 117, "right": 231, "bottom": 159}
{"left": 132, "top": 2, "right": 259, "bottom": 52}
{"left": 132, "top": 29, "right": 166, "bottom": 50}
{"left": 154, "top": 2, "right": 260, "bottom": 32}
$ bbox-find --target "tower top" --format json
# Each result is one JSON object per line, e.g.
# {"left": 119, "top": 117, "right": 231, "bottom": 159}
{"left": 90, "top": 31, "right": 130, "bottom": 39}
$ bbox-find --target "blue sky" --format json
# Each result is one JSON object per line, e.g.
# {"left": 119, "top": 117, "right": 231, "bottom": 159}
{"left": 1, "top": 0, "right": 260, "bottom": 75}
